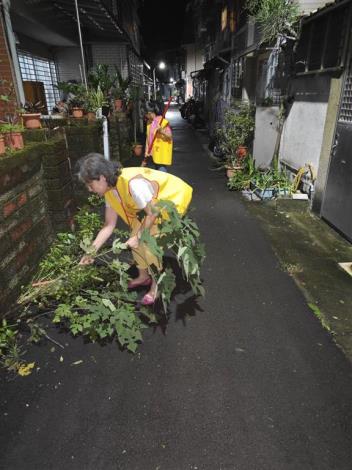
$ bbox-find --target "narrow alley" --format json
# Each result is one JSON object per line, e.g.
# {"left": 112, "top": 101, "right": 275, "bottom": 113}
{"left": 1, "top": 107, "right": 352, "bottom": 470}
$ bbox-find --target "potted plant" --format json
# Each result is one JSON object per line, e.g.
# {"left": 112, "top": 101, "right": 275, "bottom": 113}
{"left": 250, "top": 162, "right": 293, "bottom": 200}
{"left": 84, "top": 86, "right": 107, "bottom": 122}
{"left": 69, "top": 95, "right": 85, "bottom": 118}
{"left": 227, "top": 154, "right": 258, "bottom": 191}
{"left": 111, "top": 67, "right": 131, "bottom": 111}
{"left": 216, "top": 103, "right": 255, "bottom": 177}
{"left": 112, "top": 87, "right": 125, "bottom": 111}
{"left": 88, "top": 64, "right": 117, "bottom": 98}
{"left": 56, "top": 82, "right": 86, "bottom": 118}
{"left": 131, "top": 142, "right": 143, "bottom": 157}
{"left": 21, "top": 101, "right": 44, "bottom": 129}
{"left": 0, "top": 119, "right": 24, "bottom": 150}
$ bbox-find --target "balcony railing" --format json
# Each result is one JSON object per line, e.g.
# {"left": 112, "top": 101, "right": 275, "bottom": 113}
{"left": 203, "top": 19, "right": 262, "bottom": 64}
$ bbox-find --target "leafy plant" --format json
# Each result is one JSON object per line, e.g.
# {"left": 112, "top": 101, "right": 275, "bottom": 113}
{"left": 55, "top": 82, "right": 86, "bottom": 108}
{"left": 0, "top": 78, "right": 15, "bottom": 104}
{"left": 0, "top": 319, "right": 23, "bottom": 371}
{"left": 246, "top": 0, "right": 300, "bottom": 43}
{"left": 84, "top": 86, "right": 107, "bottom": 113}
{"left": 0, "top": 122, "right": 24, "bottom": 133}
{"left": 111, "top": 66, "right": 131, "bottom": 100}
{"left": 139, "top": 201, "right": 205, "bottom": 310}
{"left": 88, "top": 64, "right": 117, "bottom": 97}
{"left": 250, "top": 164, "right": 293, "bottom": 194}
{"left": 21, "top": 101, "right": 45, "bottom": 114}
{"left": 227, "top": 154, "right": 258, "bottom": 191}
{"left": 216, "top": 103, "right": 255, "bottom": 168}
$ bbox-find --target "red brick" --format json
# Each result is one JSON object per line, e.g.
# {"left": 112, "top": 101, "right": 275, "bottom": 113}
{"left": 17, "top": 192, "right": 27, "bottom": 208}
{"left": 3, "top": 193, "right": 28, "bottom": 218}
{"left": 15, "top": 240, "right": 36, "bottom": 270}
{"left": 3, "top": 200, "right": 17, "bottom": 218}
{"left": 10, "top": 219, "right": 32, "bottom": 241}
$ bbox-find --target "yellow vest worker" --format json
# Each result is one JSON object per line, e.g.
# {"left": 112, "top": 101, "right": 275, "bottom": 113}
{"left": 146, "top": 117, "right": 173, "bottom": 167}
{"left": 105, "top": 167, "right": 192, "bottom": 226}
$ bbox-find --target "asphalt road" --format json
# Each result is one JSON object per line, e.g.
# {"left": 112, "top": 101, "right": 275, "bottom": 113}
{"left": 1, "top": 106, "right": 352, "bottom": 470}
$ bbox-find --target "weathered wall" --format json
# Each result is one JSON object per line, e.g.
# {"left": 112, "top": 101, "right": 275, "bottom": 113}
{"left": 90, "top": 43, "right": 129, "bottom": 78}
{"left": 312, "top": 78, "right": 343, "bottom": 214}
{"left": 279, "top": 75, "right": 331, "bottom": 173}
{"left": 109, "top": 112, "right": 133, "bottom": 164}
{"left": 253, "top": 106, "right": 280, "bottom": 168}
{"left": 54, "top": 47, "right": 82, "bottom": 82}
{"left": 24, "top": 121, "right": 103, "bottom": 204}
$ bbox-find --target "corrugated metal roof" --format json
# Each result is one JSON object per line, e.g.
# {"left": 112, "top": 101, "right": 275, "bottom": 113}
{"left": 302, "top": 0, "right": 351, "bottom": 19}
{"left": 23, "top": 0, "right": 125, "bottom": 38}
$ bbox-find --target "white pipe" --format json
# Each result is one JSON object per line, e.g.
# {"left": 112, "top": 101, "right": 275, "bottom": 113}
{"left": 102, "top": 116, "right": 110, "bottom": 160}
{"left": 153, "top": 68, "right": 156, "bottom": 100}
{"left": 1, "top": 0, "right": 25, "bottom": 104}
{"left": 74, "top": 0, "right": 88, "bottom": 90}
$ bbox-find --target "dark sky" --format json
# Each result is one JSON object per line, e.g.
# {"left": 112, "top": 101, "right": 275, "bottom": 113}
{"left": 138, "top": 0, "right": 191, "bottom": 61}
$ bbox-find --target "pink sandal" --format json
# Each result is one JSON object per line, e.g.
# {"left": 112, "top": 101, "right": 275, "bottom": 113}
{"left": 141, "top": 292, "right": 158, "bottom": 306}
{"left": 128, "top": 277, "right": 152, "bottom": 289}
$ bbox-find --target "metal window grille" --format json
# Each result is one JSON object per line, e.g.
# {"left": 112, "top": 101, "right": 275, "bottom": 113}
{"left": 339, "top": 61, "right": 352, "bottom": 123}
{"left": 231, "top": 58, "right": 243, "bottom": 99}
{"left": 295, "top": 5, "right": 350, "bottom": 75}
{"left": 18, "top": 51, "right": 60, "bottom": 113}
{"left": 128, "top": 49, "right": 143, "bottom": 86}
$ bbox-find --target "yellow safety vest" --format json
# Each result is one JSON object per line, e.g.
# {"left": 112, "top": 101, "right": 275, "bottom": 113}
{"left": 105, "top": 167, "right": 193, "bottom": 226}
{"left": 146, "top": 118, "right": 173, "bottom": 165}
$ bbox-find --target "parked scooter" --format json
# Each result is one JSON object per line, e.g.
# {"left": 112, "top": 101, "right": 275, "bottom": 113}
{"left": 179, "top": 97, "right": 205, "bottom": 128}
{"left": 188, "top": 100, "right": 205, "bottom": 129}
{"left": 179, "top": 97, "right": 195, "bottom": 119}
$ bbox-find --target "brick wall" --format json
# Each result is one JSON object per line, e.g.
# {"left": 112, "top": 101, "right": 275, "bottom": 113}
{"left": 0, "top": 142, "right": 53, "bottom": 314}
{"left": 0, "top": 13, "right": 17, "bottom": 115}
{"left": 0, "top": 116, "right": 131, "bottom": 315}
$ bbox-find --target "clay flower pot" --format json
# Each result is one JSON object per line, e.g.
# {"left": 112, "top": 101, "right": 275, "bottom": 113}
{"left": 0, "top": 134, "right": 6, "bottom": 155}
{"left": 132, "top": 144, "right": 143, "bottom": 157}
{"left": 87, "top": 112, "right": 96, "bottom": 122}
{"left": 5, "top": 132, "right": 24, "bottom": 150}
{"left": 225, "top": 164, "right": 243, "bottom": 179}
{"left": 22, "top": 113, "right": 41, "bottom": 129}
{"left": 236, "top": 145, "right": 248, "bottom": 159}
{"left": 114, "top": 99, "right": 123, "bottom": 111}
{"left": 72, "top": 107, "right": 84, "bottom": 118}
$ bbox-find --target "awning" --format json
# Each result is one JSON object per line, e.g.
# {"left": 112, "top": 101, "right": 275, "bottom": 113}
{"left": 190, "top": 69, "right": 211, "bottom": 80}
{"left": 204, "top": 53, "right": 230, "bottom": 70}
{"left": 11, "top": 0, "right": 131, "bottom": 45}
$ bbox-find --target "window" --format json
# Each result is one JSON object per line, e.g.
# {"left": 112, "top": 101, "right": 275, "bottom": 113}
{"left": 295, "top": 4, "right": 350, "bottom": 75}
{"left": 18, "top": 51, "right": 60, "bottom": 113}
{"left": 229, "top": 9, "right": 236, "bottom": 33}
{"left": 221, "top": 7, "right": 228, "bottom": 31}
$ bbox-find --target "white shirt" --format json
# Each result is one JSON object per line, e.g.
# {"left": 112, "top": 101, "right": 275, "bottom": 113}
{"left": 106, "top": 178, "right": 155, "bottom": 210}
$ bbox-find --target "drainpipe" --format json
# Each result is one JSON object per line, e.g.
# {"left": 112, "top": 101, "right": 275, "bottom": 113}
{"left": 102, "top": 116, "right": 110, "bottom": 160}
{"left": 0, "top": 0, "right": 25, "bottom": 104}
{"left": 96, "top": 107, "right": 109, "bottom": 160}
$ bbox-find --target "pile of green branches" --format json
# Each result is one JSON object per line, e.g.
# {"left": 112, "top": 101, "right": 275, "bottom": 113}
{"left": 1, "top": 199, "right": 205, "bottom": 371}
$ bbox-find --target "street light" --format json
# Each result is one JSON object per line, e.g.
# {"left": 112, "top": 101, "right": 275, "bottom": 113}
{"left": 153, "top": 61, "right": 166, "bottom": 100}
